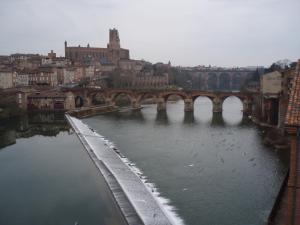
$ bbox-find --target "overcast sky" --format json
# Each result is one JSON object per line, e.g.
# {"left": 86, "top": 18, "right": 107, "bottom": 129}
{"left": 0, "top": 0, "right": 299, "bottom": 67}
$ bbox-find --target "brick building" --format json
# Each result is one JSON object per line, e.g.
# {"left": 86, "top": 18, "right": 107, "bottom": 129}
{"left": 64, "top": 28, "right": 129, "bottom": 65}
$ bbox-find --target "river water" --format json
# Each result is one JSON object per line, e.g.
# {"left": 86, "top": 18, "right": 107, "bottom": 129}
{"left": 0, "top": 113, "right": 126, "bottom": 225}
{"left": 83, "top": 97, "right": 289, "bottom": 225}
{"left": 0, "top": 97, "right": 288, "bottom": 225}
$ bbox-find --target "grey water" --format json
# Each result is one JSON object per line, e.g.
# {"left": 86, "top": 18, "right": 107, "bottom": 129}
{"left": 83, "top": 96, "right": 289, "bottom": 225}
{"left": 0, "top": 97, "right": 289, "bottom": 225}
{"left": 0, "top": 113, "right": 126, "bottom": 225}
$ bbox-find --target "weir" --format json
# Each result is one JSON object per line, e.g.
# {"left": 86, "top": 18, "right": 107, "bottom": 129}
{"left": 65, "top": 114, "right": 174, "bottom": 225}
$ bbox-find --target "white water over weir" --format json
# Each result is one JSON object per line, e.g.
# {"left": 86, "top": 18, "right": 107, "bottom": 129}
{"left": 65, "top": 114, "right": 179, "bottom": 225}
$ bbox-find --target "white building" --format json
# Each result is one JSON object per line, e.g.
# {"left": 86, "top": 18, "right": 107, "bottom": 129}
{"left": 15, "top": 71, "right": 29, "bottom": 86}
{"left": 0, "top": 70, "right": 13, "bottom": 89}
{"left": 261, "top": 71, "right": 282, "bottom": 97}
{"left": 64, "top": 68, "right": 76, "bottom": 84}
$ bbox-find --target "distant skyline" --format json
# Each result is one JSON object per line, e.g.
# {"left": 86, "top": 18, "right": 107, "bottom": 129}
{"left": 0, "top": 0, "right": 299, "bottom": 67}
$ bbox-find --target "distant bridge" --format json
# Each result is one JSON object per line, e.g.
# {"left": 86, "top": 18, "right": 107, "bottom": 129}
{"left": 63, "top": 88, "right": 258, "bottom": 114}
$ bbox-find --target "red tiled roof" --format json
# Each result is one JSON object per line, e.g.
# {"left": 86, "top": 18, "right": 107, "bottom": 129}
{"left": 285, "top": 59, "right": 300, "bottom": 127}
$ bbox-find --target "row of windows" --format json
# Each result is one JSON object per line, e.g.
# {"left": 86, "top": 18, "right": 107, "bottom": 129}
{"left": 66, "top": 51, "right": 107, "bottom": 59}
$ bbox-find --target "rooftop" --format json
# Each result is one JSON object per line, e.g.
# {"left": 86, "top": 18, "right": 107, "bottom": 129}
{"left": 285, "top": 59, "right": 300, "bottom": 127}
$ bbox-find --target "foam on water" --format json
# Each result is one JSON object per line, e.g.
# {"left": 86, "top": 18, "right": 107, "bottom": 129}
{"left": 116, "top": 146, "right": 185, "bottom": 225}
{"left": 96, "top": 132, "right": 184, "bottom": 225}
{"left": 70, "top": 116, "right": 185, "bottom": 225}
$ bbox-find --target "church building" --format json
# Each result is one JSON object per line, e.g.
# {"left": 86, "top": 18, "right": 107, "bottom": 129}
{"left": 64, "top": 28, "right": 130, "bottom": 65}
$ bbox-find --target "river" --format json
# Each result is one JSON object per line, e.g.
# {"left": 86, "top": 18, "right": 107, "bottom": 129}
{"left": 0, "top": 97, "right": 288, "bottom": 225}
{"left": 0, "top": 113, "right": 126, "bottom": 225}
{"left": 83, "top": 96, "right": 289, "bottom": 225}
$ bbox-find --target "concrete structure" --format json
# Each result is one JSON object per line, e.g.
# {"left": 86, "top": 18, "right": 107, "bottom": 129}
{"left": 65, "top": 28, "right": 129, "bottom": 65}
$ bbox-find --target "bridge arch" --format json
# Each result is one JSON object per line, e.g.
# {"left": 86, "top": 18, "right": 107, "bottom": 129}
{"left": 193, "top": 96, "right": 213, "bottom": 123}
{"left": 220, "top": 94, "right": 253, "bottom": 115}
{"left": 222, "top": 95, "right": 243, "bottom": 110}
{"left": 108, "top": 90, "right": 134, "bottom": 102}
{"left": 137, "top": 92, "right": 158, "bottom": 105}
{"left": 156, "top": 92, "right": 188, "bottom": 112}
{"left": 112, "top": 92, "right": 133, "bottom": 107}
{"left": 161, "top": 92, "right": 188, "bottom": 102}
{"left": 192, "top": 94, "right": 215, "bottom": 102}
{"left": 108, "top": 90, "right": 141, "bottom": 109}
{"left": 222, "top": 96, "right": 244, "bottom": 125}
{"left": 90, "top": 92, "right": 107, "bottom": 106}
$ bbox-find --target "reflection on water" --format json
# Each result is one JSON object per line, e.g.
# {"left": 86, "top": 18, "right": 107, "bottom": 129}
{"left": 84, "top": 97, "right": 289, "bottom": 225}
{"left": 211, "top": 112, "right": 225, "bottom": 127}
{"left": 156, "top": 110, "right": 169, "bottom": 125}
{"left": 0, "top": 113, "right": 127, "bottom": 225}
{"left": 0, "top": 113, "right": 68, "bottom": 149}
{"left": 183, "top": 112, "right": 195, "bottom": 124}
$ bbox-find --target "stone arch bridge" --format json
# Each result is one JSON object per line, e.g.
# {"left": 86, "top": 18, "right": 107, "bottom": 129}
{"left": 64, "top": 88, "right": 258, "bottom": 114}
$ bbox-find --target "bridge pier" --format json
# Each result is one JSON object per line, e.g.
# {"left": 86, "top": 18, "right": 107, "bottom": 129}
{"left": 131, "top": 99, "right": 141, "bottom": 110}
{"left": 213, "top": 97, "right": 222, "bottom": 113}
{"left": 106, "top": 98, "right": 116, "bottom": 107}
{"left": 84, "top": 97, "right": 92, "bottom": 107}
{"left": 157, "top": 98, "right": 166, "bottom": 111}
{"left": 184, "top": 99, "right": 194, "bottom": 112}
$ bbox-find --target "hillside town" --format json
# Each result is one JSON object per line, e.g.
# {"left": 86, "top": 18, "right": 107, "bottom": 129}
{"left": 0, "top": 29, "right": 170, "bottom": 90}
{"left": 0, "top": 29, "right": 298, "bottom": 133}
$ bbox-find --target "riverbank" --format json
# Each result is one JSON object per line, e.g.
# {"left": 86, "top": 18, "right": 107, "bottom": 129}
{"left": 250, "top": 116, "right": 290, "bottom": 225}
{"left": 250, "top": 116, "right": 290, "bottom": 150}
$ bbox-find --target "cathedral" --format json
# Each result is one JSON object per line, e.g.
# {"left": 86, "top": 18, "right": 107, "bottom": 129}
{"left": 64, "top": 28, "right": 130, "bottom": 64}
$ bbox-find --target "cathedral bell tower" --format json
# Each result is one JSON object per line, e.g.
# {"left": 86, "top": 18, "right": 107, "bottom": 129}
{"left": 107, "top": 28, "right": 120, "bottom": 49}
